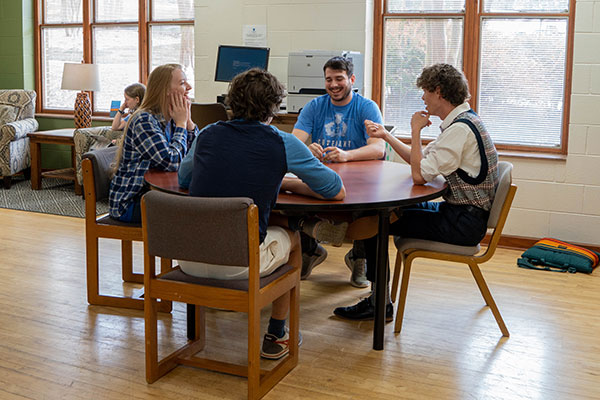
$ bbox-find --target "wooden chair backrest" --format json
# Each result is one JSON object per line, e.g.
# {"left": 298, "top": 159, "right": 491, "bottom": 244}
{"left": 142, "top": 190, "right": 256, "bottom": 267}
{"left": 190, "top": 102, "right": 228, "bottom": 131}
{"left": 81, "top": 146, "right": 118, "bottom": 223}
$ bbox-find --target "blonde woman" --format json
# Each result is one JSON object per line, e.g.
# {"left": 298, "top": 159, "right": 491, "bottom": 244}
{"left": 111, "top": 82, "right": 146, "bottom": 131}
{"left": 109, "top": 63, "right": 198, "bottom": 223}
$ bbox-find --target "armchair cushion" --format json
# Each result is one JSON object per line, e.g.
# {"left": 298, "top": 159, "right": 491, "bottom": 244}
{"left": 0, "top": 90, "right": 37, "bottom": 178}
{"left": 0, "top": 118, "right": 39, "bottom": 142}
{"left": 0, "top": 90, "right": 36, "bottom": 120}
{"left": 0, "top": 105, "right": 18, "bottom": 125}
{"left": 74, "top": 126, "right": 123, "bottom": 185}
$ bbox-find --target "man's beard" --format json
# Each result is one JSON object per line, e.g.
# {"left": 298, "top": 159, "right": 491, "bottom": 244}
{"left": 330, "top": 86, "right": 352, "bottom": 102}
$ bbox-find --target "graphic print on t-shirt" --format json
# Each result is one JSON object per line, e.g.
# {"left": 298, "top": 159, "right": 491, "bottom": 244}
{"left": 324, "top": 112, "right": 347, "bottom": 138}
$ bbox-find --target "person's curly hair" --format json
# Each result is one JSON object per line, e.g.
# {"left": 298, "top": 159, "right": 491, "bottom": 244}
{"left": 225, "top": 68, "right": 286, "bottom": 121}
{"left": 416, "top": 64, "right": 470, "bottom": 106}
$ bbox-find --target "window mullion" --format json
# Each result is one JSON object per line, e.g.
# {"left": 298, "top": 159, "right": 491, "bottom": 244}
{"left": 140, "top": 0, "right": 149, "bottom": 83}
{"left": 561, "top": 0, "right": 577, "bottom": 154}
{"left": 83, "top": 0, "right": 92, "bottom": 62}
{"left": 464, "top": 0, "right": 480, "bottom": 111}
{"left": 34, "top": 1, "right": 42, "bottom": 113}
{"left": 372, "top": 0, "right": 384, "bottom": 107}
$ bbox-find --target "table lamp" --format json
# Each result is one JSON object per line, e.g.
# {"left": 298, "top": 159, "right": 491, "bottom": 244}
{"left": 61, "top": 63, "right": 100, "bottom": 129}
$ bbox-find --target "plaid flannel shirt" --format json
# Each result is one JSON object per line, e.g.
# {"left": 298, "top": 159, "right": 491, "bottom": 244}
{"left": 109, "top": 110, "right": 198, "bottom": 218}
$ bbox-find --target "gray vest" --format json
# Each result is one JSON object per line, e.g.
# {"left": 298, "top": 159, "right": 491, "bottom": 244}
{"left": 442, "top": 110, "right": 498, "bottom": 211}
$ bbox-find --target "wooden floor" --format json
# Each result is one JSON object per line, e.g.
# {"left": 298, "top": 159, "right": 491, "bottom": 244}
{"left": 1, "top": 208, "right": 599, "bottom": 400}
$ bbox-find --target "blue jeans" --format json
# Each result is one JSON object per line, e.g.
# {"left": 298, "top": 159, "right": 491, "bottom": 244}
{"left": 117, "top": 199, "right": 142, "bottom": 223}
{"left": 364, "top": 201, "right": 489, "bottom": 283}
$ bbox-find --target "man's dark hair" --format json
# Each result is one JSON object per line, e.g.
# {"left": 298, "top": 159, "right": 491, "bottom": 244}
{"left": 226, "top": 68, "right": 286, "bottom": 121}
{"left": 323, "top": 56, "right": 354, "bottom": 77}
{"left": 416, "top": 63, "right": 470, "bottom": 106}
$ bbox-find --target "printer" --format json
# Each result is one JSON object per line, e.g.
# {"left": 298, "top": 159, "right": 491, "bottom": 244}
{"left": 287, "top": 50, "right": 364, "bottom": 113}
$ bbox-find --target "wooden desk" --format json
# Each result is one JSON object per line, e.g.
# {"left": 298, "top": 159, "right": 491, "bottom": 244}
{"left": 144, "top": 161, "right": 447, "bottom": 350}
{"left": 28, "top": 128, "right": 82, "bottom": 195}
{"left": 272, "top": 112, "right": 298, "bottom": 133}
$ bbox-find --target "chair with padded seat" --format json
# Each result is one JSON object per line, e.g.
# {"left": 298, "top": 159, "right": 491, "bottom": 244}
{"left": 74, "top": 126, "right": 123, "bottom": 186}
{"left": 391, "top": 161, "right": 517, "bottom": 336}
{"left": 141, "top": 190, "right": 300, "bottom": 400}
{"left": 82, "top": 147, "right": 171, "bottom": 311}
{"left": 190, "top": 102, "right": 228, "bottom": 130}
{"left": 0, "top": 89, "right": 38, "bottom": 189}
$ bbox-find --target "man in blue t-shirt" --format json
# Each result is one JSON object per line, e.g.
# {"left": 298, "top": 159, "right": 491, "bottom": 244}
{"left": 177, "top": 68, "right": 345, "bottom": 360}
{"left": 292, "top": 56, "right": 385, "bottom": 288}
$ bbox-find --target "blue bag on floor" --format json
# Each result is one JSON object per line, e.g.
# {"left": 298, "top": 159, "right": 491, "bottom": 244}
{"left": 517, "top": 238, "right": 600, "bottom": 274}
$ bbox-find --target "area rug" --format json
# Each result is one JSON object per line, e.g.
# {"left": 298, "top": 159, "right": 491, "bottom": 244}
{"left": 0, "top": 177, "right": 108, "bottom": 218}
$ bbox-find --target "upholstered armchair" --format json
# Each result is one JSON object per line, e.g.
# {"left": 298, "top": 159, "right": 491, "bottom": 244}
{"left": 0, "top": 90, "right": 38, "bottom": 189}
{"left": 73, "top": 126, "right": 123, "bottom": 186}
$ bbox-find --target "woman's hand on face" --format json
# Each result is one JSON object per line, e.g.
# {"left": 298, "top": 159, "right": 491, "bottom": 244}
{"left": 185, "top": 98, "right": 196, "bottom": 131}
{"left": 170, "top": 92, "right": 188, "bottom": 128}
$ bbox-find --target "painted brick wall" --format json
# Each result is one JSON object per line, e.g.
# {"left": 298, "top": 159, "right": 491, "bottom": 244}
{"left": 194, "top": 0, "right": 600, "bottom": 246}
{"left": 0, "top": 0, "right": 33, "bottom": 90}
{"left": 193, "top": 0, "right": 373, "bottom": 103}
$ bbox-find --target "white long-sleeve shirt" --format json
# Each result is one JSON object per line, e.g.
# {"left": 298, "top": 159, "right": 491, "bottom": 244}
{"left": 421, "top": 102, "right": 482, "bottom": 183}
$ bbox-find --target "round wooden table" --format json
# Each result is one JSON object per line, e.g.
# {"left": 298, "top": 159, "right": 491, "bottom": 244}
{"left": 144, "top": 160, "right": 447, "bottom": 350}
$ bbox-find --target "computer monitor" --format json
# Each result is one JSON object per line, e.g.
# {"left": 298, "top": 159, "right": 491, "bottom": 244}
{"left": 214, "top": 45, "right": 270, "bottom": 82}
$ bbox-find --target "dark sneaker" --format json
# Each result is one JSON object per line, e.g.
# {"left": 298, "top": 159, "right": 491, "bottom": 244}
{"left": 344, "top": 249, "right": 369, "bottom": 288}
{"left": 333, "top": 297, "right": 394, "bottom": 322}
{"left": 301, "top": 244, "right": 327, "bottom": 280}
{"left": 260, "top": 328, "right": 303, "bottom": 360}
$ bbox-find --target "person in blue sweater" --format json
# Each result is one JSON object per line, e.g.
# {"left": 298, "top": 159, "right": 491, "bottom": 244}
{"left": 178, "top": 68, "right": 345, "bottom": 360}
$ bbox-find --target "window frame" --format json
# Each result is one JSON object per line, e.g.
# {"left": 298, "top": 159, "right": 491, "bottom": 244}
{"left": 34, "top": 0, "right": 194, "bottom": 117}
{"left": 372, "top": 0, "right": 576, "bottom": 155}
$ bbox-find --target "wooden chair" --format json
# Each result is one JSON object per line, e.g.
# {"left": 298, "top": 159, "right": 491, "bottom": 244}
{"left": 190, "top": 102, "right": 228, "bottom": 130}
{"left": 82, "top": 148, "right": 171, "bottom": 311}
{"left": 141, "top": 191, "right": 300, "bottom": 400}
{"left": 391, "top": 161, "right": 517, "bottom": 336}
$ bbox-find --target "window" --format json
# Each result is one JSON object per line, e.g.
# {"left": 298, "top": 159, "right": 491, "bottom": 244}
{"left": 35, "top": 0, "right": 194, "bottom": 115}
{"left": 373, "top": 0, "right": 574, "bottom": 153}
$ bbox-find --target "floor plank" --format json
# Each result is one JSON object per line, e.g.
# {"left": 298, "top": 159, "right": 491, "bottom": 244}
{"left": 1, "top": 208, "right": 599, "bottom": 399}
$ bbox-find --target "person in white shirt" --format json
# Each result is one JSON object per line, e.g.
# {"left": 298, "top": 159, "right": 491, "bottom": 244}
{"left": 334, "top": 63, "right": 499, "bottom": 321}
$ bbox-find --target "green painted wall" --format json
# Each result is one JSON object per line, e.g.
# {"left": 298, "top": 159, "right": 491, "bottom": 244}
{"left": 0, "top": 0, "right": 34, "bottom": 90}
{"left": 0, "top": 1, "right": 111, "bottom": 169}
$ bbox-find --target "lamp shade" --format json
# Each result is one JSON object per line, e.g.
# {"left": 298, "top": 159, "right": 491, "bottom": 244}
{"left": 61, "top": 63, "right": 100, "bottom": 91}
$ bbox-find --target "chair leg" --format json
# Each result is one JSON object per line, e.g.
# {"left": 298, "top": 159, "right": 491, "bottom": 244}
{"left": 288, "top": 284, "right": 300, "bottom": 362}
{"left": 390, "top": 252, "right": 402, "bottom": 303}
{"left": 121, "top": 240, "right": 143, "bottom": 283}
{"left": 86, "top": 236, "right": 101, "bottom": 305}
{"left": 144, "top": 295, "right": 160, "bottom": 383}
{"left": 247, "top": 304, "right": 262, "bottom": 399}
{"left": 394, "top": 256, "right": 413, "bottom": 333}
{"left": 185, "top": 303, "right": 207, "bottom": 343}
{"left": 195, "top": 305, "right": 206, "bottom": 350}
{"left": 467, "top": 262, "right": 509, "bottom": 337}
{"left": 3, "top": 176, "right": 11, "bottom": 189}
{"left": 86, "top": 236, "right": 153, "bottom": 311}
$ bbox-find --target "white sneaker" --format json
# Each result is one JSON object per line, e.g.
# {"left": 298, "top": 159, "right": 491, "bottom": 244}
{"left": 344, "top": 249, "right": 369, "bottom": 288}
{"left": 260, "top": 328, "right": 303, "bottom": 360}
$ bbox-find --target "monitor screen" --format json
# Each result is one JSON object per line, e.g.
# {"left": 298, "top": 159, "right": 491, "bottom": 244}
{"left": 214, "top": 45, "right": 270, "bottom": 82}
